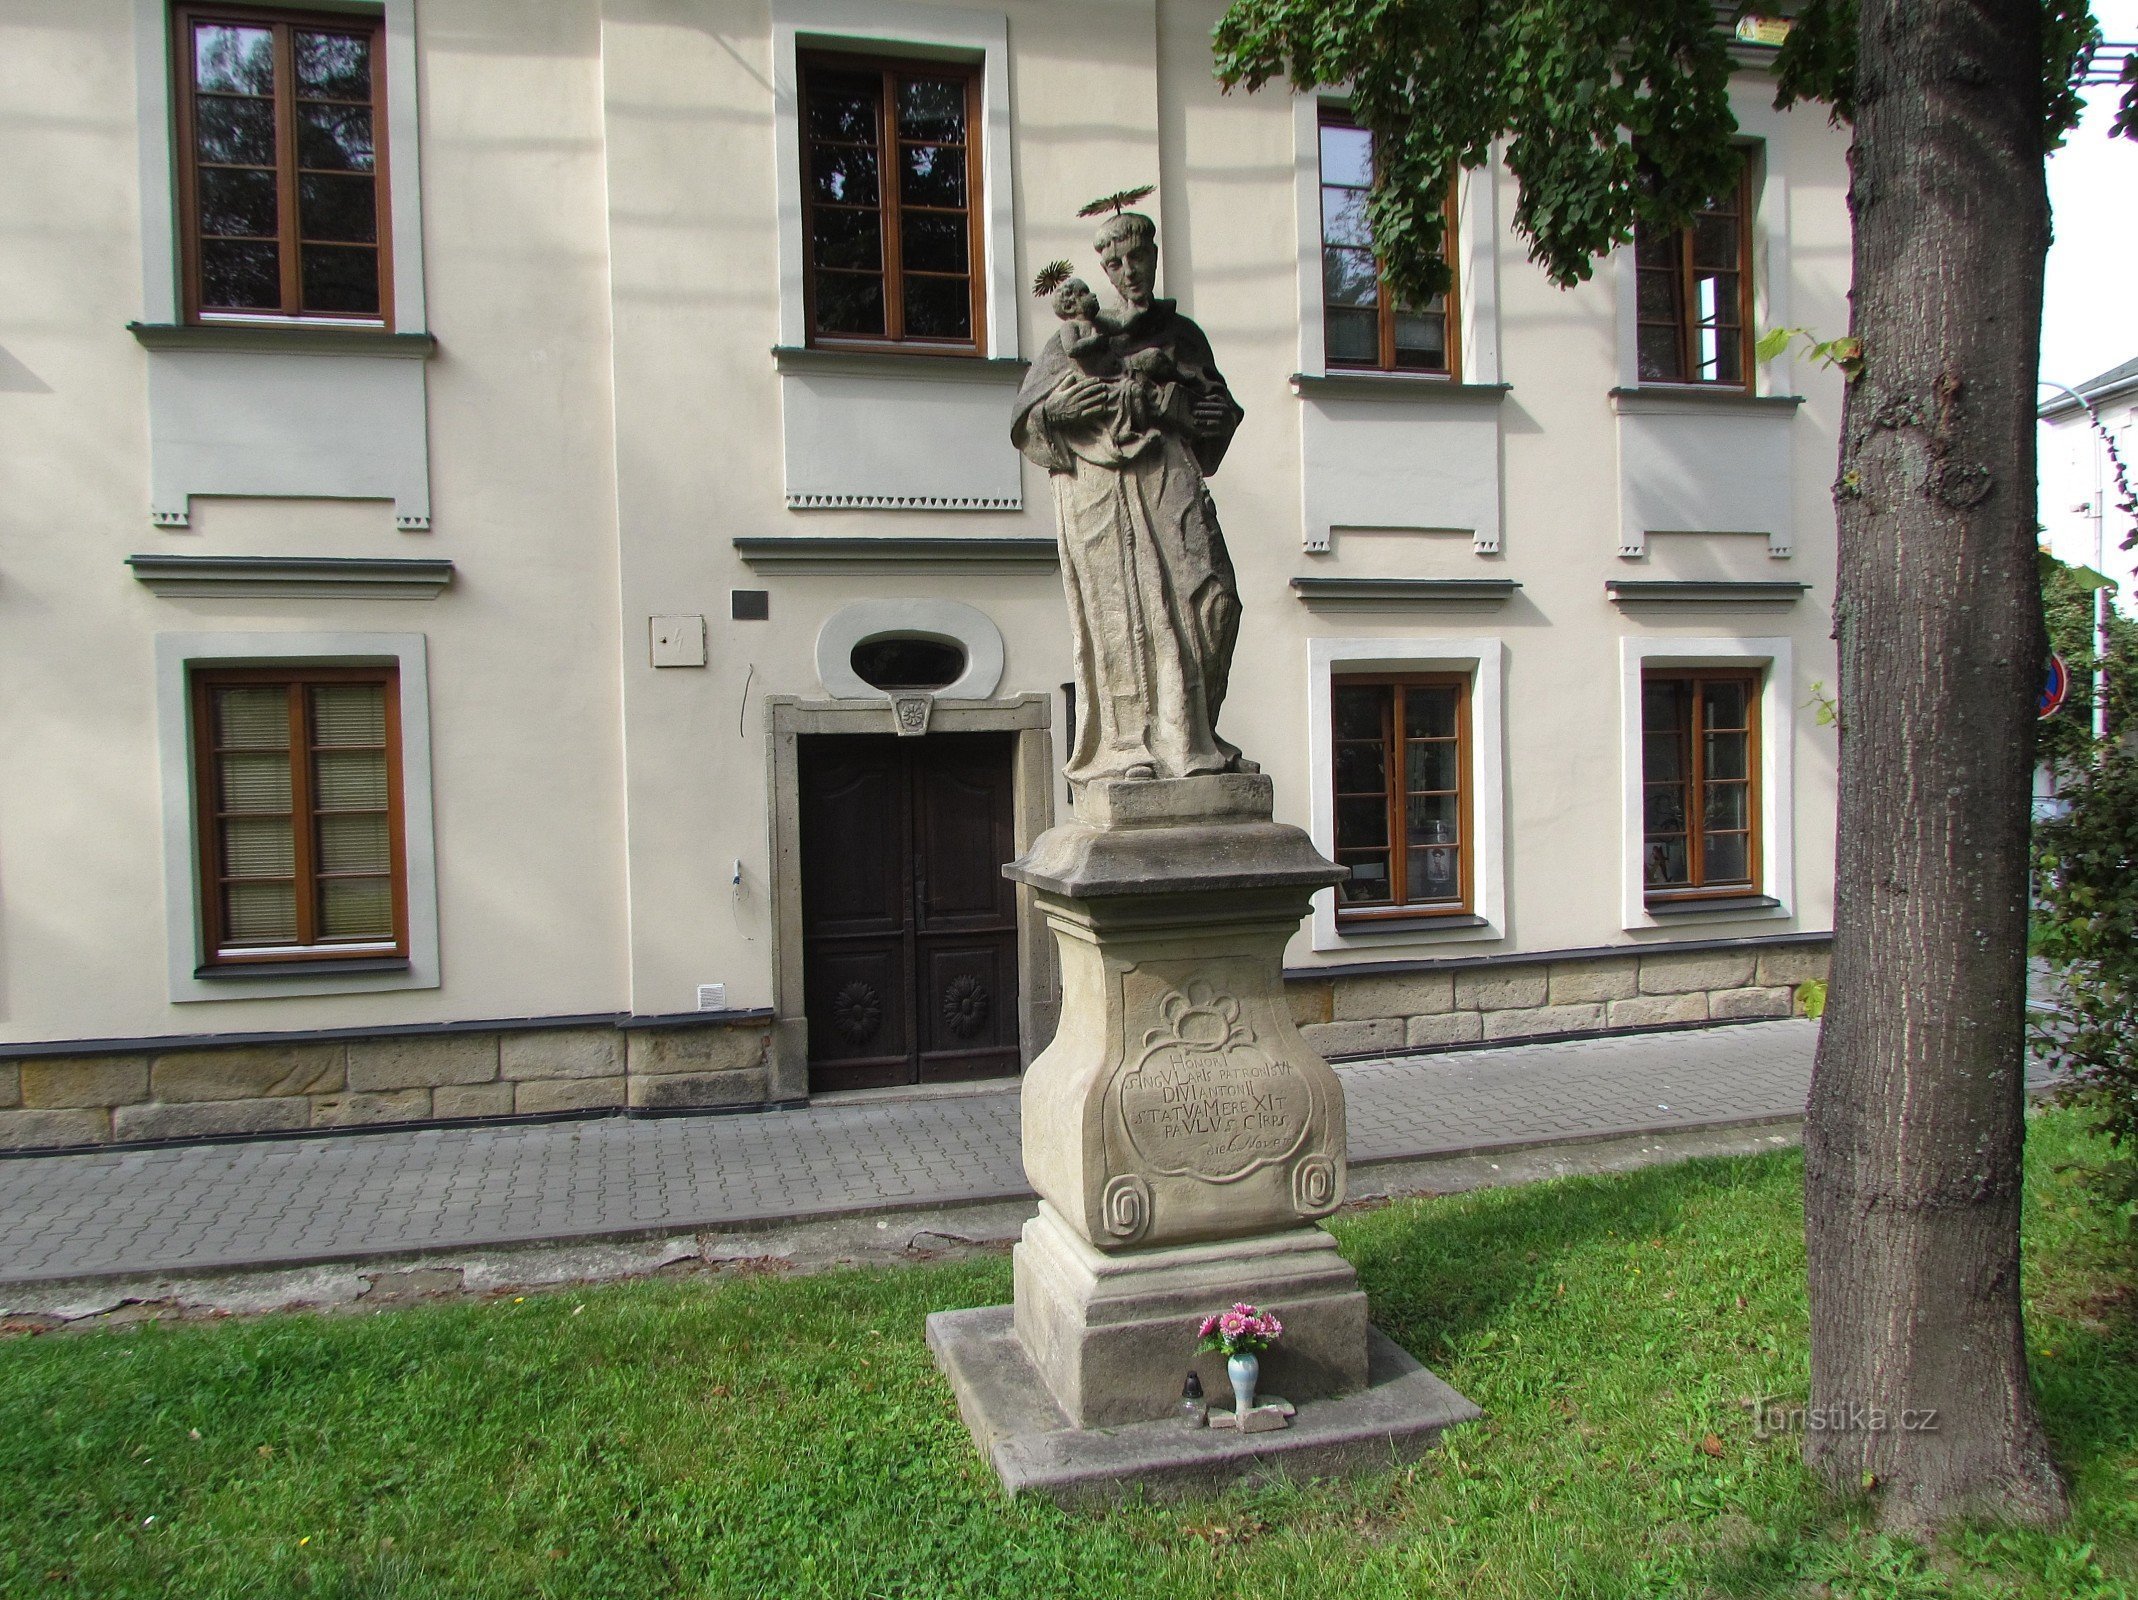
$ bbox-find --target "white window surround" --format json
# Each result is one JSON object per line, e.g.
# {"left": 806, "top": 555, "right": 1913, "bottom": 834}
{"left": 770, "top": 0, "right": 1017, "bottom": 359}
{"left": 1288, "top": 95, "right": 1502, "bottom": 384}
{"left": 132, "top": 0, "right": 433, "bottom": 529}
{"left": 154, "top": 632, "right": 441, "bottom": 1002}
{"left": 1305, "top": 636, "right": 1507, "bottom": 953}
{"left": 1617, "top": 635, "right": 1795, "bottom": 932}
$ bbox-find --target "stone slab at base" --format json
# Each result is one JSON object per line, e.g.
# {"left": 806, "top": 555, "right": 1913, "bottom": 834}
{"left": 928, "top": 1305, "right": 1481, "bottom": 1505}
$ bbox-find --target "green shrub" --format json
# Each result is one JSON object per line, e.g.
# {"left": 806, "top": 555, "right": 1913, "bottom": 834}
{"left": 2032, "top": 747, "right": 2138, "bottom": 1200}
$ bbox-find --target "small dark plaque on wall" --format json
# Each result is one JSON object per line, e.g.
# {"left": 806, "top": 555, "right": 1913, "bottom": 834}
{"left": 731, "top": 590, "right": 770, "bottom": 621}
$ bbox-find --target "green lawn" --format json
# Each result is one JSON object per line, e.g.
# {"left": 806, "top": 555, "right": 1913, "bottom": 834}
{"left": 3, "top": 1108, "right": 2132, "bottom": 1600}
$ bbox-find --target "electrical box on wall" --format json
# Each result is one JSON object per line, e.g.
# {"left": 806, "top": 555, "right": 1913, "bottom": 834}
{"left": 650, "top": 615, "right": 706, "bottom": 668}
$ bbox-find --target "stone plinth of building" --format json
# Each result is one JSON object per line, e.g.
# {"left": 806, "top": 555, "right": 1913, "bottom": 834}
{"left": 930, "top": 773, "right": 1478, "bottom": 1495}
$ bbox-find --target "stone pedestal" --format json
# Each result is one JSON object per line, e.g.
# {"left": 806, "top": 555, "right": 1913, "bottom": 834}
{"left": 929, "top": 774, "right": 1478, "bottom": 1496}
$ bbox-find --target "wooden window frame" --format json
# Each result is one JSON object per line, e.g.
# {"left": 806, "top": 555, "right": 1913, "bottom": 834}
{"left": 1331, "top": 673, "right": 1473, "bottom": 924}
{"left": 1316, "top": 106, "right": 1460, "bottom": 378}
{"left": 1633, "top": 152, "right": 1754, "bottom": 388}
{"left": 189, "top": 665, "right": 410, "bottom": 967}
{"left": 1640, "top": 669, "right": 1763, "bottom": 904}
{"left": 798, "top": 50, "right": 984, "bottom": 356}
{"left": 172, "top": 2, "right": 394, "bottom": 328}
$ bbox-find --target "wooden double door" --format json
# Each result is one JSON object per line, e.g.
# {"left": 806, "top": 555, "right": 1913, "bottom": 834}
{"left": 798, "top": 733, "right": 1021, "bottom": 1092}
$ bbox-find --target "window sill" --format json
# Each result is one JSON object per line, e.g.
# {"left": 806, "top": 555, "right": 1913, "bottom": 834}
{"left": 129, "top": 322, "right": 436, "bottom": 359}
{"left": 1294, "top": 578, "right": 1520, "bottom": 607}
{"left": 1608, "top": 386, "right": 1803, "bottom": 416}
{"left": 1337, "top": 912, "right": 1491, "bottom": 935}
{"left": 195, "top": 957, "right": 412, "bottom": 980}
{"left": 772, "top": 344, "right": 1028, "bottom": 384}
{"left": 1642, "top": 895, "right": 1781, "bottom": 917}
{"left": 1292, "top": 372, "right": 1511, "bottom": 404}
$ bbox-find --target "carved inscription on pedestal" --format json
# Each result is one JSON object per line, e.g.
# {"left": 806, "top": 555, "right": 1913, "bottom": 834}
{"left": 1109, "top": 980, "right": 1310, "bottom": 1183}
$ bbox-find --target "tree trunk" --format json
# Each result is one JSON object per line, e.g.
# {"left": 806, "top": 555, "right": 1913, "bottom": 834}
{"left": 1803, "top": 0, "right": 2067, "bottom": 1529}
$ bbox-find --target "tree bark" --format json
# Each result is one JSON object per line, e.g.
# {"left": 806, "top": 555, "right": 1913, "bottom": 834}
{"left": 1803, "top": 0, "right": 2067, "bottom": 1529}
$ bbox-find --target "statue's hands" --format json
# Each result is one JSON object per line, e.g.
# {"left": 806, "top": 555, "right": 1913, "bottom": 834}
{"left": 1043, "top": 376, "right": 1112, "bottom": 428}
{"left": 1189, "top": 392, "right": 1234, "bottom": 437}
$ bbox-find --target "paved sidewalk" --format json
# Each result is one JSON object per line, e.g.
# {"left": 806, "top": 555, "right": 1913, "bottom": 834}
{"left": 0, "top": 1020, "right": 1827, "bottom": 1286}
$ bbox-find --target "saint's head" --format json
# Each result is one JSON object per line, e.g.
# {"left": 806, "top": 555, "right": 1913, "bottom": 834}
{"left": 1094, "top": 212, "right": 1158, "bottom": 313}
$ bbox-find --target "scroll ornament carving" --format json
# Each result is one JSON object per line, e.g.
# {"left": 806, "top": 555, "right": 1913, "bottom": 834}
{"left": 1112, "top": 980, "right": 1309, "bottom": 1184}
{"left": 1101, "top": 1174, "right": 1151, "bottom": 1241}
{"left": 1291, "top": 1152, "right": 1339, "bottom": 1217}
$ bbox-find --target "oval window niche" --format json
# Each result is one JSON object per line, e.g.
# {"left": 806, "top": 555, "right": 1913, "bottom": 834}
{"left": 850, "top": 636, "right": 967, "bottom": 691}
{"left": 815, "top": 600, "right": 1005, "bottom": 700}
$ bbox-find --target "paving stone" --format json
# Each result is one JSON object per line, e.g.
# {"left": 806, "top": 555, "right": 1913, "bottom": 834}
{"left": 21, "top": 1056, "right": 150, "bottom": 1109}
{"left": 1405, "top": 1012, "right": 1483, "bottom": 1049}
{"left": 515, "top": 1077, "right": 626, "bottom": 1115}
{"left": 1756, "top": 945, "right": 1831, "bottom": 987}
{"left": 1607, "top": 993, "right": 1709, "bottom": 1028}
{"left": 1332, "top": 971, "right": 1455, "bottom": 1022}
{"left": 432, "top": 1083, "right": 515, "bottom": 1119}
{"left": 1451, "top": 967, "right": 1547, "bottom": 1012}
{"left": 347, "top": 1035, "right": 500, "bottom": 1092}
{"left": 114, "top": 1099, "right": 309, "bottom": 1142}
{"left": 500, "top": 1027, "right": 624, "bottom": 1081}
{"left": 1709, "top": 986, "right": 1795, "bottom": 1020}
{"left": 1638, "top": 950, "right": 1757, "bottom": 995}
{"left": 1299, "top": 1019, "right": 1404, "bottom": 1058}
{"left": 1546, "top": 957, "right": 1638, "bottom": 1006}
{"left": 150, "top": 1044, "right": 344, "bottom": 1102}
{"left": 310, "top": 1090, "right": 433, "bottom": 1128}
{"left": 0, "top": 1107, "right": 109, "bottom": 1149}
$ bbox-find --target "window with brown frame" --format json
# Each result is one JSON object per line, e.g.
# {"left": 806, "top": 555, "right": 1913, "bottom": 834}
{"left": 1641, "top": 671, "right": 1761, "bottom": 901}
{"left": 190, "top": 667, "right": 407, "bottom": 967}
{"left": 1317, "top": 108, "right": 1457, "bottom": 375}
{"left": 173, "top": 4, "right": 391, "bottom": 325}
{"left": 1331, "top": 676, "right": 1471, "bottom": 920}
{"left": 1633, "top": 153, "right": 1753, "bottom": 386}
{"left": 800, "top": 52, "right": 982, "bottom": 351}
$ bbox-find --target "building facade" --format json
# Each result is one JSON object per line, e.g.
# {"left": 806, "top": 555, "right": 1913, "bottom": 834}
{"left": 0, "top": 0, "right": 1847, "bottom": 1150}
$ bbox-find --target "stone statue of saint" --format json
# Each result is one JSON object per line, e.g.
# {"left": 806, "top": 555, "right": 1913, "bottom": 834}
{"left": 1012, "top": 212, "right": 1253, "bottom": 787}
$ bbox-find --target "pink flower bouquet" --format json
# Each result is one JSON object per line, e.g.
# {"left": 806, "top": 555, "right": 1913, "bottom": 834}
{"left": 1196, "top": 1301, "right": 1284, "bottom": 1357}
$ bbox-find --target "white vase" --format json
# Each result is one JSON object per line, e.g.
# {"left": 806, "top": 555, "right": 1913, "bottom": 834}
{"left": 1227, "top": 1351, "right": 1260, "bottom": 1416}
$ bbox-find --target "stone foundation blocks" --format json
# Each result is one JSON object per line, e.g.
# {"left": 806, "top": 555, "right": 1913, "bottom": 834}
{"left": 627, "top": 1066, "right": 770, "bottom": 1111}
{"left": 514, "top": 1076, "right": 625, "bottom": 1115}
{"left": 1709, "top": 986, "right": 1794, "bottom": 1020}
{"left": 1332, "top": 971, "right": 1453, "bottom": 1022}
{"left": 22, "top": 1055, "right": 149, "bottom": 1109}
{"left": 432, "top": 1082, "right": 515, "bottom": 1119}
{"left": 0, "top": 1107, "right": 109, "bottom": 1149}
{"left": 114, "top": 1097, "right": 310, "bottom": 1142}
{"left": 1452, "top": 966, "right": 1547, "bottom": 1011}
{"left": 0, "top": 1063, "right": 20, "bottom": 1110}
{"left": 1756, "top": 945, "right": 1830, "bottom": 987}
{"left": 1547, "top": 957, "right": 1638, "bottom": 1006}
{"left": 625, "top": 1026, "right": 769, "bottom": 1080}
{"left": 347, "top": 1034, "right": 499, "bottom": 1092}
{"left": 1606, "top": 993, "right": 1708, "bottom": 1028}
{"left": 1481, "top": 1003, "right": 1604, "bottom": 1041}
{"left": 501, "top": 1027, "right": 624, "bottom": 1081}
{"left": 1406, "top": 1010, "right": 1483, "bottom": 1048}
{"left": 1638, "top": 950, "right": 1757, "bottom": 995}
{"left": 1299, "top": 1018, "right": 1404, "bottom": 1059}
{"left": 150, "top": 1044, "right": 343, "bottom": 1102}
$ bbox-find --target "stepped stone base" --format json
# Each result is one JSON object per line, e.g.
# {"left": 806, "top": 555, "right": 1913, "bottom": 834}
{"left": 1013, "top": 1201, "right": 1370, "bottom": 1429}
{"left": 928, "top": 1305, "right": 1479, "bottom": 1505}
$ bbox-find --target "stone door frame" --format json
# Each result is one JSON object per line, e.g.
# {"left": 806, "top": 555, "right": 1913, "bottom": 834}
{"left": 764, "top": 694, "right": 1058, "bottom": 1099}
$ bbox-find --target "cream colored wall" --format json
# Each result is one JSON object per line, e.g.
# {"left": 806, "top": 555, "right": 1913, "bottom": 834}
{"left": 0, "top": 0, "right": 1844, "bottom": 1050}
{"left": 0, "top": 0, "right": 631, "bottom": 1043}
